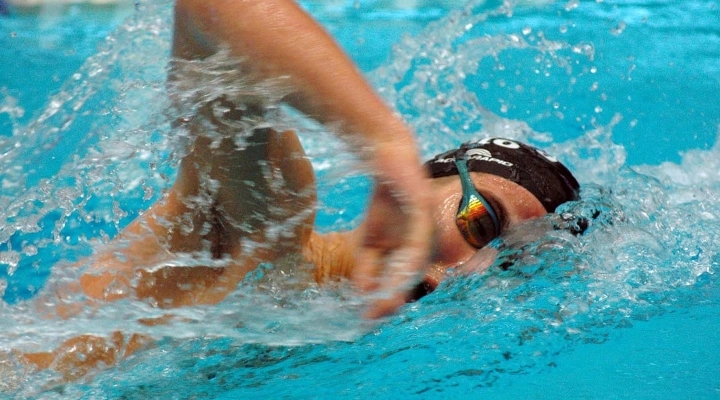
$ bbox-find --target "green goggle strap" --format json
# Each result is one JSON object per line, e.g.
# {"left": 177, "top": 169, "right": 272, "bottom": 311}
{"left": 455, "top": 156, "right": 501, "bottom": 237}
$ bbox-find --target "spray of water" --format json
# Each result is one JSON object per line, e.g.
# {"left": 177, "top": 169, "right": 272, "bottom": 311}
{"left": 0, "top": 0, "right": 718, "bottom": 397}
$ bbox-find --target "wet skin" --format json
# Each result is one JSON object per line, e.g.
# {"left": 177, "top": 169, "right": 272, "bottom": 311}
{"left": 421, "top": 172, "right": 548, "bottom": 287}
{"left": 15, "top": 0, "right": 548, "bottom": 380}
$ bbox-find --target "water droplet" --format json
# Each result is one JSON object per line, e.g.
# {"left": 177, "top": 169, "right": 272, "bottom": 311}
{"left": 564, "top": 0, "right": 579, "bottom": 11}
{"left": 23, "top": 245, "right": 38, "bottom": 257}
{"left": 610, "top": 21, "right": 627, "bottom": 36}
{"left": 143, "top": 185, "right": 155, "bottom": 201}
{"left": 559, "top": 25, "right": 568, "bottom": 34}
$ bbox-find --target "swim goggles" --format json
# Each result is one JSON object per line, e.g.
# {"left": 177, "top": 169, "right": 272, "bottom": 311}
{"left": 454, "top": 151, "right": 501, "bottom": 248}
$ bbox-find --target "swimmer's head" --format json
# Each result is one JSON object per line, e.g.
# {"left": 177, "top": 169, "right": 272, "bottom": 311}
{"left": 426, "top": 137, "right": 580, "bottom": 212}
{"left": 425, "top": 137, "right": 580, "bottom": 248}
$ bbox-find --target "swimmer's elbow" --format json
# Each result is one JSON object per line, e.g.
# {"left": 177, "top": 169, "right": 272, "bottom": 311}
{"left": 172, "top": 0, "right": 220, "bottom": 59}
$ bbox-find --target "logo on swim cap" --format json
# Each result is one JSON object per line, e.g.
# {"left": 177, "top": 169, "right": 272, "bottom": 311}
{"left": 424, "top": 137, "right": 581, "bottom": 212}
{"left": 467, "top": 148, "right": 492, "bottom": 158}
{"left": 432, "top": 148, "right": 513, "bottom": 168}
{"left": 465, "top": 148, "right": 514, "bottom": 167}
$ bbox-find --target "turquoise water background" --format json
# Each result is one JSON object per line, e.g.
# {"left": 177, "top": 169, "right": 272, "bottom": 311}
{"left": 1, "top": 0, "right": 720, "bottom": 398}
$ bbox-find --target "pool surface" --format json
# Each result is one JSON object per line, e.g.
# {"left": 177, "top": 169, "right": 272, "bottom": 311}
{"left": 1, "top": 0, "right": 719, "bottom": 398}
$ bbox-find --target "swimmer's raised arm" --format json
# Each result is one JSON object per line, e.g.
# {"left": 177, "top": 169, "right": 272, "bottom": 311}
{"left": 21, "top": 128, "right": 318, "bottom": 380}
{"left": 173, "top": 0, "right": 434, "bottom": 317}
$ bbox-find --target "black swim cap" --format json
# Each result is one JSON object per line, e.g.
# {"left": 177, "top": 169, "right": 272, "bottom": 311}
{"left": 425, "top": 137, "right": 580, "bottom": 212}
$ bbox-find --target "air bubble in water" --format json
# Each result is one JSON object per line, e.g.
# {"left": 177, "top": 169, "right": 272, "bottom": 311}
{"left": 611, "top": 21, "right": 627, "bottom": 36}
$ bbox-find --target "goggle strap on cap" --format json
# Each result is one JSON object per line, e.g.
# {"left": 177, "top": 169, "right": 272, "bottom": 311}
{"left": 455, "top": 154, "right": 500, "bottom": 237}
{"left": 425, "top": 138, "right": 581, "bottom": 213}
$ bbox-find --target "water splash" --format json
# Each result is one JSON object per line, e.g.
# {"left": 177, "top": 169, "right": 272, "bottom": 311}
{"left": 0, "top": 89, "right": 25, "bottom": 137}
{"left": 0, "top": 1, "right": 176, "bottom": 309}
{"left": 1, "top": 0, "right": 719, "bottom": 397}
{"left": 1, "top": 5, "right": 371, "bottom": 393}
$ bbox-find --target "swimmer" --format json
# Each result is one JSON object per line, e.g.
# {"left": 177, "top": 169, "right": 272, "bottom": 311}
{"left": 80, "top": 132, "right": 579, "bottom": 308}
{"left": 16, "top": 0, "right": 579, "bottom": 381}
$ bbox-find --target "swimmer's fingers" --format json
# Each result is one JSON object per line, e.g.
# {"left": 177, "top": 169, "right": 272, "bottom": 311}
{"left": 354, "top": 156, "right": 433, "bottom": 319}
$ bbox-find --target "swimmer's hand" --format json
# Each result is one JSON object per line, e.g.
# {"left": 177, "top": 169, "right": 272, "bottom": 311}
{"left": 354, "top": 140, "right": 434, "bottom": 319}
{"left": 173, "top": 0, "right": 434, "bottom": 317}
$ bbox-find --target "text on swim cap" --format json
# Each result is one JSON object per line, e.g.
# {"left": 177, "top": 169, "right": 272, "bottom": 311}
{"left": 478, "top": 137, "right": 559, "bottom": 163}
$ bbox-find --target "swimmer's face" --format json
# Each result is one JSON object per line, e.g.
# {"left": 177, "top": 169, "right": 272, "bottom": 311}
{"left": 426, "top": 172, "right": 546, "bottom": 281}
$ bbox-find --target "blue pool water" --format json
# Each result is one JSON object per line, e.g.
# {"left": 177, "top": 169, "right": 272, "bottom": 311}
{"left": 1, "top": 0, "right": 720, "bottom": 398}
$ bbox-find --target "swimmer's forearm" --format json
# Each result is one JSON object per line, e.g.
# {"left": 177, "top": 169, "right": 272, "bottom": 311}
{"left": 19, "top": 332, "right": 152, "bottom": 381}
{"left": 173, "top": 0, "right": 413, "bottom": 145}
{"left": 174, "top": 0, "right": 435, "bottom": 318}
